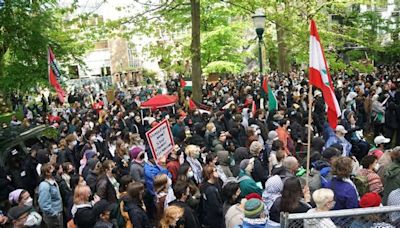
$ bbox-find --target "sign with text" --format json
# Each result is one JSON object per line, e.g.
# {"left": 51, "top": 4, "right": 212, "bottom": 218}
{"left": 145, "top": 119, "right": 174, "bottom": 160}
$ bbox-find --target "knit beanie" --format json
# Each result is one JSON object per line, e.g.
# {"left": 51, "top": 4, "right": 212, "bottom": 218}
{"left": 244, "top": 198, "right": 264, "bottom": 218}
{"left": 9, "top": 189, "right": 23, "bottom": 205}
{"left": 359, "top": 192, "right": 381, "bottom": 208}
{"left": 130, "top": 147, "right": 144, "bottom": 160}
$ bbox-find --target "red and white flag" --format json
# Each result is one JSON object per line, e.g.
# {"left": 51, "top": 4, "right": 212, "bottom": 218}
{"left": 309, "top": 20, "right": 341, "bottom": 129}
{"left": 48, "top": 47, "right": 66, "bottom": 103}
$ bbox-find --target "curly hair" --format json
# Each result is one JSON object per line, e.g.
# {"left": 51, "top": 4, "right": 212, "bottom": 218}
{"left": 332, "top": 157, "right": 353, "bottom": 179}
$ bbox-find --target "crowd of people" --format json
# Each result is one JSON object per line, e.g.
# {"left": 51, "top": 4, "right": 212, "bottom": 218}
{"left": 1, "top": 63, "right": 400, "bottom": 228}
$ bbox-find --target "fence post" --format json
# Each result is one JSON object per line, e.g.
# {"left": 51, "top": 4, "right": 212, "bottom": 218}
{"left": 280, "top": 212, "right": 289, "bottom": 228}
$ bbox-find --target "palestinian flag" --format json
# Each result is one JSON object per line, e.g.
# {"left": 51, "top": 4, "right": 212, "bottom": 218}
{"left": 309, "top": 20, "right": 341, "bottom": 129}
{"left": 262, "top": 77, "right": 278, "bottom": 112}
{"left": 180, "top": 78, "right": 192, "bottom": 91}
{"left": 189, "top": 98, "right": 212, "bottom": 114}
{"left": 48, "top": 47, "right": 66, "bottom": 103}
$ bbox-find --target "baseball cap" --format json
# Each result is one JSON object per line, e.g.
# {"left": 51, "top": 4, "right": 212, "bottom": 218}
{"left": 7, "top": 205, "right": 31, "bottom": 221}
{"left": 374, "top": 135, "right": 390, "bottom": 145}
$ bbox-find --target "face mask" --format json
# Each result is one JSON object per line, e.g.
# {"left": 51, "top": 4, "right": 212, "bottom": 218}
{"left": 71, "top": 141, "right": 77, "bottom": 146}
{"left": 193, "top": 151, "right": 200, "bottom": 159}
{"left": 24, "top": 197, "right": 33, "bottom": 207}
{"left": 111, "top": 167, "right": 118, "bottom": 175}
{"left": 374, "top": 163, "right": 380, "bottom": 171}
{"left": 123, "top": 155, "right": 130, "bottom": 161}
{"left": 97, "top": 136, "right": 104, "bottom": 142}
{"left": 167, "top": 177, "right": 172, "bottom": 188}
{"left": 230, "top": 158, "right": 236, "bottom": 166}
{"left": 187, "top": 171, "right": 194, "bottom": 178}
{"left": 24, "top": 211, "right": 42, "bottom": 227}
{"left": 53, "top": 148, "right": 59, "bottom": 154}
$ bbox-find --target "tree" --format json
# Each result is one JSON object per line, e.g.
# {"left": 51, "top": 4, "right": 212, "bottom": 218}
{"left": 0, "top": 0, "right": 89, "bottom": 93}
{"left": 191, "top": 0, "right": 202, "bottom": 102}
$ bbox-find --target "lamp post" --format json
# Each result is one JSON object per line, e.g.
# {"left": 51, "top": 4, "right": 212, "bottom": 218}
{"left": 252, "top": 9, "right": 266, "bottom": 74}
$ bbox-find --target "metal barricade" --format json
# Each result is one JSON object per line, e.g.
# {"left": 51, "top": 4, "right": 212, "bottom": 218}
{"left": 280, "top": 205, "right": 400, "bottom": 228}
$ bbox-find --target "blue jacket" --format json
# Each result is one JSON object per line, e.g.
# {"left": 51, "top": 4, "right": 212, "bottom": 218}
{"left": 38, "top": 180, "right": 63, "bottom": 216}
{"left": 323, "top": 177, "right": 359, "bottom": 210}
{"left": 144, "top": 162, "right": 171, "bottom": 196}
{"left": 324, "top": 123, "right": 352, "bottom": 157}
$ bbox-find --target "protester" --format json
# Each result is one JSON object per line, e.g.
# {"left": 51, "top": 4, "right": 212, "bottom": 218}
{"left": 2, "top": 64, "right": 400, "bottom": 228}
{"left": 238, "top": 158, "right": 263, "bottom": 197}
{"left": 304, "top": 188, "right": 336, "bottom": 228}
{"left": 159, "top": 205, "right": 184, "bottom": 228}
{"left": 241, "top": 198, "right": 267, "bottom": 227}
{"left": 357, "top": 155, "right": 383, "bottom": 193}
{"left": 269, "top": 177, "right": 311, "bottom": 224}
{"left": 38, "top": 163, "right": 63, "bottom": 227}
{"left": 200, "top": 165, "right": 224, "bottom": 228}
{"left": 323, "top": 157, "right": 359, "bottom": 209}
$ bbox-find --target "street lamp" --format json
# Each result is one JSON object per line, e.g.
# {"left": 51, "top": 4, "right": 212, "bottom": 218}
{"left": 252, "top": 9, "right": 266, "bottom": 74}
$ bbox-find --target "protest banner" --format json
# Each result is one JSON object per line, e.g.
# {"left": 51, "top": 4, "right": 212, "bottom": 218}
{"left": 145, "top": 119, "right": 174, "bottom": 160}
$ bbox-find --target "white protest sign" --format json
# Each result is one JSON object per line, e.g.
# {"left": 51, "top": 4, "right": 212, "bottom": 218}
{"left": 145, "top": 119, "right": 174, "bottom": 160}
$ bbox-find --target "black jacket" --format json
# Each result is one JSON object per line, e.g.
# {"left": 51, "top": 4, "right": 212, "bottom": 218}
{"left": 74, "top": 205, "right": 97, "bottom": 228}
{"left": 126, "top": 200, "right": 152, "bottom": 228}
{"left": 169, "top": 200, "right": 201, "bottom": 228}
{"left": 251, "top": 156, "right": 269, "bottom": 187}
{"left": 96, "top": 176, "right": 118, "bottom": 203}
{"left": 200, "top": 182, "right": 224, "bottom": 228}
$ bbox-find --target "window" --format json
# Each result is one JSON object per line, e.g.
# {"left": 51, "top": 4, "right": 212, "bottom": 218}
{"left": 68, "top": 65, "right": 79, "bottom": 79}
{"left": 101, "top": 66, "right": 111, "bottom": 76}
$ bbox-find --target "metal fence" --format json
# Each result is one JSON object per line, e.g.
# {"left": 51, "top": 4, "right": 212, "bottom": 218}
{"left": 280, "top": 205, "right": 400, "bottom": 228}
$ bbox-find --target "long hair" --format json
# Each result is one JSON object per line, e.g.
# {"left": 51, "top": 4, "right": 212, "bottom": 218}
{"left": 159, "top": 205, "right": 184, "bottom": 228}
{"left": 280, "top": 177, "right": 303, "bottom": 212}
{"left": 73, "top": 185, "right": 91, "bottom": 205}
{"left": 127, "top": 182, "right": 145, "bottom": 204}
{"left": 177, "top": 165, "right": 190, "bottom": 182}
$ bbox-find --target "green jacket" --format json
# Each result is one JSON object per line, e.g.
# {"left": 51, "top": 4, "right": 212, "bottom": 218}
{"left": 238, "top": 170, "right": 263, "bottom": 197}
{"left": 383, "top": 161, "right": 400, "bottom": 205}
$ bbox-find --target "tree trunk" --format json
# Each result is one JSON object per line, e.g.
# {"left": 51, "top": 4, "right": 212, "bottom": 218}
{"left": 190, "top": 0, "right": 202, "bottom": 103}
{"left": 276, "top": 21, "right": 290, "bottom": 74}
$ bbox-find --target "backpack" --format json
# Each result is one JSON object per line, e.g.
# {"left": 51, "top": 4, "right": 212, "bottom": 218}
{"left": 351, "top": 175, "right": 369, "bottom": 197}
{"left": 111, "top": 199, "right": 133, "bottom": 228}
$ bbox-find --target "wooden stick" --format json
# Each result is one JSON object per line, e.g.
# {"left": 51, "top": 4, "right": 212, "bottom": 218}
{"left": 306, "top": 83, "right": 313, "bottom": 186}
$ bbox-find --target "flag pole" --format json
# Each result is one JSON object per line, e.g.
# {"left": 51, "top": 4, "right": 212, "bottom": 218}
{"left": 306, "top": 83, "right": 313, "bottom": 186}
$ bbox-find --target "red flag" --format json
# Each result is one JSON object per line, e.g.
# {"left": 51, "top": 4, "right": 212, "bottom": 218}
{"left": 188, "top": 98, "right": 197, "bottom": 110}
{"left": 262, "top": 77, "right": 268, "bottom": 94}
{"left": 251, "top": 101, "right": 257, "bottom": 117}
{"left": 309, "top": 20, "right": 341, "bottom": 129}
{"left": 180, "top": 78, "right": 187, "bottom": 88}
{"left": 48, "top": 47, "right": 66, "bottom": 103}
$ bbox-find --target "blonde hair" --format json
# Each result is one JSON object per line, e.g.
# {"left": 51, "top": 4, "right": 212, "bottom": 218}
{"left": 185, "top": 145, "right": 200, "bottom": 157}
{"left": 153, "top": 174, "right": 168, "bottom": 193}
{"left": 73, "top": 185, "right": 91, "bottom": 205}
{"left": 206, "top": 122, "right": 215, "bottom": 132}
{"left": 159, "top": 205, "right": 184, "bottom": 228}
{"left": 312, "top": 188, "right": 334, "bottom": 209}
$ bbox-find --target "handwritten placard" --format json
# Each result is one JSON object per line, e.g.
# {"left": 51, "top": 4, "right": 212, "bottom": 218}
{"left": 145, "top": 119, "right": 174, "bottom": 160}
